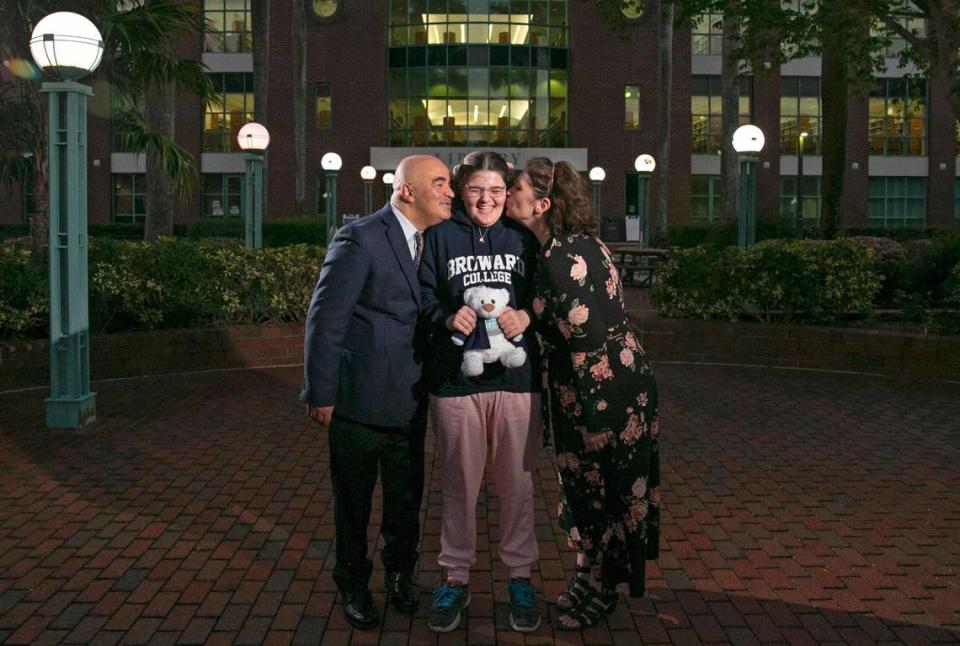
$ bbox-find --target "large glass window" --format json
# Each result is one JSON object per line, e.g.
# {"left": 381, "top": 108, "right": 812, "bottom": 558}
{"left": 691, "top": 12, "right": 723, "bottom": 55}
{"left": 872, "top": 0, "right": 926, "bottom": 57}
{"left": 779, "top": 176, "right": 821, "bottom": 223}
{"left": 780, "top": 76, "right": 821, "bottom": 154}
{"left": 388, "top": 0, "right": 568, "bottom": 147}
{"left": 203, "top": 174, "right": 243, "bottom": 218}
{"left": 204, "top": 0, "right": 251, "bottom": 53}
{"left": 868, "top": 78, "right": 926, "bottom": 156}
{"left": 389, "top": 0, "right": 566, "bottom": 46}
{"left": 113, "top": 174, "right": 146, "bottom": 223}
{"left": 625, "top": 84, "right": 640, "bottom": 130}
{"left": 691, "top": 76, "right": 752, "bottom": 154}
{"left": 691, "top": 175, "right": 722, "bottom": 221}
{"left": 204, "top": 73, "right": 254, "bottom": 152}
{"left": 868, "top": 176, "right": 926, "bottom": 228}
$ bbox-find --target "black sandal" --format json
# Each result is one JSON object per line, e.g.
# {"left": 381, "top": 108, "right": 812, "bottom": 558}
{"left": 557, "top": 586, "right": 618, "bottom": 630}
{"left": 556, "top": 566, "right": 591, "bottom": 610}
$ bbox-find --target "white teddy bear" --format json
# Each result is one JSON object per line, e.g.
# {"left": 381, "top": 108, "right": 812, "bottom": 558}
{"left": 452, "top": 285, "right": 527, "bottom": 377}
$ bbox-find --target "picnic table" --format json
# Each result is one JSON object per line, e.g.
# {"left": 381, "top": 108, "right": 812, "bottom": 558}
{"left": 602, "top": 242, "right": 669, "bottom": 288}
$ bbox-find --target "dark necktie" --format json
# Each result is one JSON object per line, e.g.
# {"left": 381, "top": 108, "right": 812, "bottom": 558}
{"left": 414, "top": 231, "right": 424, "bottom": 267}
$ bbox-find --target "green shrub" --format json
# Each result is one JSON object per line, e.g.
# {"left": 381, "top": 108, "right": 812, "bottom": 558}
{"left": 666, "top": 214, "right": 800, "bottom": 249}
{"left": 900, "top": 233, "right": 960, "bottom": 305}
{"left": 653, "top": 239, "right": 881, "bottom": 325}
{"left": 651, "top": 246, "right": 749, "bottom": 320}
{"left": 0, "top": 245, "right": 48, "bottom": 339}
{"left": 933, "top": 262, "right": 960, "bottom": 334}
{"left": 0, "top": 238, "right": 326, "bottom": 340}
{"left": 88, "top": 223, "right": 188, "bottom": 239}
{"left": 0, "top": 224, "right": 30, "bottom": 242}
{"left": 88, "top": 237, "right": 325, "bottom": 333}
{"left": 850, "top": 236, "right": 907, "bottom": 309}
{"left": 188, "top": 217, "right": 328, "bottom": 247}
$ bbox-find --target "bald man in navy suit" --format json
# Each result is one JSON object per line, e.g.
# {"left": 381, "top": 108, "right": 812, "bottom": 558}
{"left": 301, "top": 155, "right": 454, "bottom": 629}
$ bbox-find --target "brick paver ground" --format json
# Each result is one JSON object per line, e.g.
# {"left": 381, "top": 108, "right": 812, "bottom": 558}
{"left": 1, "top": 363, "right": 958, "bottom": 644}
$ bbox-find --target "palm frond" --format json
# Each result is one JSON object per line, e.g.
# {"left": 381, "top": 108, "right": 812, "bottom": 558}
{"left": 112, "top": 107, "right": 197, "bottom": 200}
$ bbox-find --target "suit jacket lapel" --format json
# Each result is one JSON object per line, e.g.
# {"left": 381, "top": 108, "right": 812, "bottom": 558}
{"left": 381, "top": 209, "right": 421, "bottom": 307}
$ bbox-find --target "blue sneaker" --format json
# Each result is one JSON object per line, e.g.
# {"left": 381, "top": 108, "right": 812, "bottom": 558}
{"left": 507, "top": 577, "right": 541, "bottom": 632}
{"left": 428, "top": 582, "right": 471, "bottom": 632}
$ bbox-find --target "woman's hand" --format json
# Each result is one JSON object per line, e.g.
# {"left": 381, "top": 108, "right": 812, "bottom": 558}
{"left": 497, "top": 307, "right": 530, "bottom": 339}
{"left": 446, "top": 305, "right": 477, "bottom": 335}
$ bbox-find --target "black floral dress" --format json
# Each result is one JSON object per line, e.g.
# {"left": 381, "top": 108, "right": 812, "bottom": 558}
{"left": 532, "top": 233, "right": 660, "bottom": 597}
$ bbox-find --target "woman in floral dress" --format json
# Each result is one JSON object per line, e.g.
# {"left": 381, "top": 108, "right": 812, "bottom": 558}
{"left": 504, "top": 157, "right": 660, "bottom": 630}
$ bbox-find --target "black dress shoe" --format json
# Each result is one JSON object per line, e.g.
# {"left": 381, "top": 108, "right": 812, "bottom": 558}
{"left": 342, "top": 589, "right": 379, "bottom": 629}
{"left": 385, "top": 570, "right": 420, "bottom": 613}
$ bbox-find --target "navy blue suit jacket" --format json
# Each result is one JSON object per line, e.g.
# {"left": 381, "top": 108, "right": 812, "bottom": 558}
{"left": 300, "top": 204, "right": 424, "bottom": 427}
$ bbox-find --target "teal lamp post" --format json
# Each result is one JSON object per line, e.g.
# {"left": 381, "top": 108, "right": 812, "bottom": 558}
{"left": 321, "top": 152, "right": 342, "bottom": 243}
{"left": 588, "top": 166, "right": 606, "bottom": 219}
{"left": 732, "top": 124, "right": 765, "bottom": 249}
{"left": 360, "top": 165, "right": 376, "bottom": 215}
{"left": 30, "top": 11, "right": 104, "bottom": 428}
{"left": 634, "top": 154, "right": 656, "bottom": 245}
{"left": 237, "top": 122, "right": 270, "bottom": 248}
{"left": 382, "top": 172, "right": 395, "bottom": 204}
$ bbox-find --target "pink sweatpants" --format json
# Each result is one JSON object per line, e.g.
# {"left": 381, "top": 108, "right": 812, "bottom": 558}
{"left": 431, "top": 391, "right": 542, "bottom": 585}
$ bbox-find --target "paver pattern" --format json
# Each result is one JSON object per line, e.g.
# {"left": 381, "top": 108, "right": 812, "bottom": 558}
{"left": 1, "top": 363, "right": 958, "bottom": 644}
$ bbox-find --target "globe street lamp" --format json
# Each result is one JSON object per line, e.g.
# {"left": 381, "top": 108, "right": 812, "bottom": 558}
{"left": 321, "top": 152, "right": 342, "bottom": 244}
{"left": 634, "top": 154, "right": 656, "bottom": 245}
{"left": 588, "top": 166, "right": 606, "bottom": 221}
{"left": 383, "top": 171, "right": 395, "bottom": 203}
{"left": 30, "top": 12, "right": 104, "bottom": 428}
{"left": 796, "top": 130, "right": 808, "bottom": 233}
{"left": 360, "top": 165, "right": 376, "bottom": 215}
{"left": 732, "top": 124, "right": 765, "bottom": 249}
{"left": 237, "top": 122, "right": 269, "bottom": 248}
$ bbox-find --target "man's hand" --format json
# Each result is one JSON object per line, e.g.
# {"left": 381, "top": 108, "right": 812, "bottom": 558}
{"left": 446, "top": 305, "right": 477, "bottom": 336}
{"left": 497, "top": 307, "right": 530, "bottom": 339}
{"left": 306, "top": 405, "right": 335, "bottom": 429}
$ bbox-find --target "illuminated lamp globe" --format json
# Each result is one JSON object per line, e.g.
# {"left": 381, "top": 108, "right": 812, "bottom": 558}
{"left": 321, "top": 152, "right": 343, "bottom": 171}
{"left": 29, "top": 12, "right": 104, "bottom": 80}
{"left": 732, "top": 124, "right": 765, "bottom": 154}
{"left": 634, "top": 154, "right": 656, "bottom": 173}
{"left": 360, "top": 165, "right": 377, "bottom": 181}
{"left": 588, "top": 166, "right": 606, "bottom": 182}
{"left": 237, "top": 122, "right": 270, "bottom": 151}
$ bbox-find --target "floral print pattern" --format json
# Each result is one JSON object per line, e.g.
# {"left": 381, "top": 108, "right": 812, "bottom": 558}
{"left": 534, "top": 233, "right": 660, "bottom": 598}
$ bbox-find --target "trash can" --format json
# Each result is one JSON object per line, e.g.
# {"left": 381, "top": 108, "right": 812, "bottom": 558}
{"left": 601, "top": 216, "right": 622, "bottom": 242}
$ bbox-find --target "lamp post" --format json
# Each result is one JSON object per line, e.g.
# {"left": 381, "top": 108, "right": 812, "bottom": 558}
{"left": 360, "top": 165, "right": 376, "bottom": 215}
{"left": 237, "top": 122, "right": 269, "bottom": 248}
{"left": 796, "top": 130, "right": 808, "bottom": 234}
{"left": 588, "top": 166, "right": 606, "bottom": 219}
{"left": 383, "top": 172, "right": 395, "bottom": 203}
{"left": 634, "top": 154, "right": 656, "bottom": 245}
{"left": 321, "top": 152, "right": 342, "bottom": 243}
{"left": 30, "top": 11, "right": 104, "bottom": 428}
{"left": 732, "top": 124, "right": 765, "bottom": 249}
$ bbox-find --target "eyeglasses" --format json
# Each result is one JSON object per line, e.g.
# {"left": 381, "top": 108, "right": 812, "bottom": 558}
{"left": 464, "top": 185, "right": 506, "bottom": 199}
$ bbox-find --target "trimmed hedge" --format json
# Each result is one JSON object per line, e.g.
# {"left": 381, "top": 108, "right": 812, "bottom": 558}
{"left": 653, "top": 239, "right": 881, "bottom": 325}
{"left": 187, "top": 218, "right": 329, "bottom": 247}
{"left": 0, "top": 238, "right": 325, "bottom": 340}
{"left": 665, "top": 216, "right": 801, "bottom": 249}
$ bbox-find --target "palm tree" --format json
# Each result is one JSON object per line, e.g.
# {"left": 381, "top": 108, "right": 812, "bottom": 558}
{"left": 292, "top": 0, "right": 307, "bottom": 214}
{"left": 0, "top": 0, "right": 213, "bottom": 244}
{"left": 104, "top": 0, "right": 214, "bottom": 240}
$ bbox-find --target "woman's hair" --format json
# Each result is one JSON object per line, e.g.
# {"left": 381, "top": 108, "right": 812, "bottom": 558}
{"left": 451, "top": 151, "right": 514, "bottom": 209}
{"left": 523, "top": 157, "right": 596, "bottom": 236}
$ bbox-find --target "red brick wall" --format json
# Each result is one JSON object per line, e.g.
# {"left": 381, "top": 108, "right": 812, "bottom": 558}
{"left": 2, "top": 319, "right": 957, "bottom": 391}
{"left": 926, "top": 74, "right": 956, "bottom": 229}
